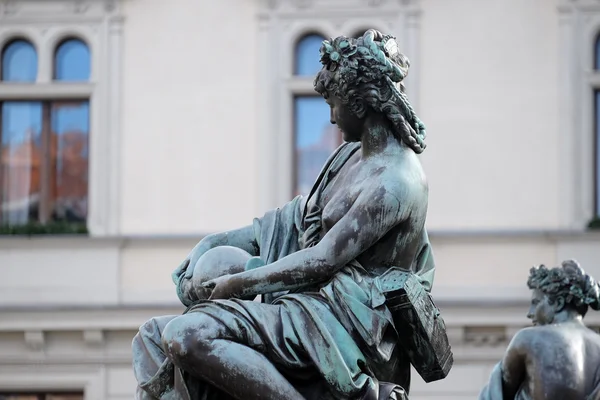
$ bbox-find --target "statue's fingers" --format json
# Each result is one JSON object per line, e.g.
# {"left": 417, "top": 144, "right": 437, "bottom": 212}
{"left": 183, "top": 259, "right": 196, "bottom": 279}
{"left": 172, "top": 259, "right": 189, "bottom": 284}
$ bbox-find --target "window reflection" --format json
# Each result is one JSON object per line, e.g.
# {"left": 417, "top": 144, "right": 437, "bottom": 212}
{"left": 294, "top": 34, "right": 325, "bottom": 76}
{"left": 596, "top": 35, "right": 600, "bottom": 70}
{"left": 294, "top": 96, "right": 342, "bottom": 196}
{"left": 54, "top": 39, "right": 90, "bottom": 81}
{"left": 0, "top": 102, "right": 43, "bottom": 225}
{"left": 50, "top": 101, "right": 89, "bottom": 222}
{"left": 596, "top": 91, "right": 600, "bottom": 216}
{"left": 0, "top": 396, "right": 39, "bottom": 400}
{"left": 0, "top": 394, "right": 83, "bottom": 400}
{"left": 2, "top": 40, "right": 38, "bottom": 82}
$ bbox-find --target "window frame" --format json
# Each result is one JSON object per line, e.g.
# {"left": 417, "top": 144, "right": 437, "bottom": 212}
{"left": 595, "top": 88, "right": 600, "bottom": 219}
{"left": 0, "top": 98, "right": 90, "bottom": 226}
{"left": 290, "top": 32, "right": 343, "bottom": 197}
{"left": 594, "top": 32, "right": 600, "bottom": 220}
{"left": 0, "top": 36, "right": 91, "bottom": 228}
{"left": 0, "top": 0, "right": 124, "bottom": 235}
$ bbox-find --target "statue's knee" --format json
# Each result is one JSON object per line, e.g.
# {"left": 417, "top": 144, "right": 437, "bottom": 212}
{"left": 161, "top": 314, "right": 218, "bottom": 365}
{"left": 137, "top": 315, "right": 178, "bottom": 342}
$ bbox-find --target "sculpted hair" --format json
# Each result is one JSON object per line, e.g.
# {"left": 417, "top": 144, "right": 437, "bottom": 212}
{"left": 527, "top": 259, "right": 600, "bottom": 317}
{"left": 313, "top": 29, "right": 427, "bottom": 154}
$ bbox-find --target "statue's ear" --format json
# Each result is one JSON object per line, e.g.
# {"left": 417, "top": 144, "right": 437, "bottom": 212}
{"left": 352, "top": 98, "right": 367, "bottom": 119}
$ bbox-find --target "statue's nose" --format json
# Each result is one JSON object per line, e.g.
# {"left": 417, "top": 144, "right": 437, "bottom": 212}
{"left": 526, "top": 308, "right": 534, "bottom": 320}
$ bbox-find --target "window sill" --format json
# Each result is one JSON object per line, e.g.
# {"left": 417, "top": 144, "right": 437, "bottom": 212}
{"left": 0, "top": 222, "right": 88, "bottom": 236}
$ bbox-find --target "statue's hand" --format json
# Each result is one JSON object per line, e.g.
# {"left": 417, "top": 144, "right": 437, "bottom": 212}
{"left": 203, "top": 274, "right": 243, "bottom": 300}
{"left": 172, "top": 242, "right": 211, "bottom": 286}
{"left": 172, "top": 258, "right": 190, "bottom": 286}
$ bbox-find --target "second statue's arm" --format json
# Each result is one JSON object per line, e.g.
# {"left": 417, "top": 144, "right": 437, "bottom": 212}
{"left": 500, "top": 330, "right": 529, "bottom": 398}
{"left": 207, "top": 185, "right": 406, "bottom": 299}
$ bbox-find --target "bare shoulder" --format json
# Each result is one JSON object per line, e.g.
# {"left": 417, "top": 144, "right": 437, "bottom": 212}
{"left": 507, "top": 327, "right": 536, "bottom": 352}
{"left": 366, "top": 155, "right": 427, "bottom": 196}
{"left": 509, "top": 326, "right": 562, "bottom": 350}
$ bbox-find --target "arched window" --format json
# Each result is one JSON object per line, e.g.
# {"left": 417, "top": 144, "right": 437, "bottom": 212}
{"left": 1, "top": 39, "right": 38, "bottom": 82}
{"left": 595, "top": 34, "right": 600, "bottom": 220}
{"left": 0, "top": 36, "right": 91, "bottom": 229}
{"left": 294, "top": 34, "right": 325, "bottom": 76}
{"left": 292, "top": 33, "right": 343, "bottom": 196}
{"left": 595, "top": 90, "right": 600, "bottom": 218}
{"left": 54, "top": 38, "right": 90, "bottom": 81}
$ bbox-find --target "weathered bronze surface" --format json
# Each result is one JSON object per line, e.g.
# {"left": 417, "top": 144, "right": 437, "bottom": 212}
{"left": 132, "top": 29, "right": 452, "bottom": 400}
{"left": 480, "top": 260, "right": 600, "bottom": 400}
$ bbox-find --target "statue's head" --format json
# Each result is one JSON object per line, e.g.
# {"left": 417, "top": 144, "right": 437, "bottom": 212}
{"left": 313, "top": 29, "right": 426, "bottom": 153}
{"left": 526, "top": 260, "right": 600, "bottom": 325}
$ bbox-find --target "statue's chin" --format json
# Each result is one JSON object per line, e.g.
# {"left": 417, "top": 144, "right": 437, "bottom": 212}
{"left": 342, "top": 135, "right": 360, "bottom": 143}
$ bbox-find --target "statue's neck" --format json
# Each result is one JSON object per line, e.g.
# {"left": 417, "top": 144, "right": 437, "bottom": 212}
{"left": 552, "top": 309, "right": 584, "bottom": 325}
{"left": 360, "top": 116, "right": 407, "bottom": 159}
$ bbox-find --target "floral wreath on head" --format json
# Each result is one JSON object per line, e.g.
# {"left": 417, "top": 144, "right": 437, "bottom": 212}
{"left": 318, "top": 32, "right": 408, "bottom": 84}
{"left": 314, "top": 29, "right": 427, "bottom": 153}
{"left": 527, "top": 260, "right": 600, "bottom": 311}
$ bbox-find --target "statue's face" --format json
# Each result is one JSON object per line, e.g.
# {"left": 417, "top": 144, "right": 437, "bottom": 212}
{"left": 326, "top": 94, "right": 364, "bottom": 142}
{"left": 527, "top": 289, "right": 555, "bottom": 326}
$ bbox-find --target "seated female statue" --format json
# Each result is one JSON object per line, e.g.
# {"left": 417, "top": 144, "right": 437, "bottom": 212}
{"left": 133, "top": 29, "right": 436, "bottom": 400}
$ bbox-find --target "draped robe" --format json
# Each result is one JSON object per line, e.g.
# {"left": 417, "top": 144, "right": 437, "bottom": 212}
{"left": 133, "top": 142, "right": 436, "bottom": 400}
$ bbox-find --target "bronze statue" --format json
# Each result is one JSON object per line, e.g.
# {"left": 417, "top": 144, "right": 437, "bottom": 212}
{"left": 132, "top": 29, "right": 452, "bottom": 400}
{"left": 479, "top": 260, "right": 600, "bottom": 400}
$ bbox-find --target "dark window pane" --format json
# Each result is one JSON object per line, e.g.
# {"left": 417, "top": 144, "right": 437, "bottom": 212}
{"left": 2, "top": 40, "right": 38, "bottom": 82}
{"left": 47, "top": 394, "right": 84, "bottom": 400}
{"left": 54, "top": 39, "right": 90, "bottom": 81}
{"left": 1, "top": 102, "right": 43, "bottom": 225}
{"left": 0, "top": 396, "right": 40, "bottom": 400}
{"left": 50, "top": 101, "right": 89, "bottom": 223}
{"left": 294, "top": 34, "right": 325, "bottom": 76}
{"left": 596, "top": 35, "right": 600, "bottom": 70}
{"left": 294, "top": 96, "right": 342, "bottom": 196}
{"left": 596, "top": 91, "right": 600, "bottom": 216}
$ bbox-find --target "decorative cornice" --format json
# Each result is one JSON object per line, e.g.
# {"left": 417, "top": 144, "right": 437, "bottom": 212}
{"left": 0, "top": 0, "right": 123, "bottom": 22}
{"left": 258, "top": 0, "right": 420, "bottom": 14}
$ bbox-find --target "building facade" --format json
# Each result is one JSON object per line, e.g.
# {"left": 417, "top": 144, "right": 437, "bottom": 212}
{"left": 1, "top": 0, "right": 600, "bottom": 399}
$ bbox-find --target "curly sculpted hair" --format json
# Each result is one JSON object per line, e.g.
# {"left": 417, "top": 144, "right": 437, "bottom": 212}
{"left": 527, "top": 259, "right": 600, "bottom": 317}
{"left": 313, "top": 29, "right": 426, "bottom": 154}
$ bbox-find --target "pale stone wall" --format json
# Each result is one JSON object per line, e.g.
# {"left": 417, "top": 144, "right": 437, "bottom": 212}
{"left": 119, "top": 0, "right": 260, "bottom": 235}
{"left": 420, "top": 0, "right": 560, "bottom": 231}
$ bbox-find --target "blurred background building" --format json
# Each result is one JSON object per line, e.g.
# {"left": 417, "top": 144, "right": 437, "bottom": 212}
{"left": 0, "top": 0, "right": 599, "bottom": 399}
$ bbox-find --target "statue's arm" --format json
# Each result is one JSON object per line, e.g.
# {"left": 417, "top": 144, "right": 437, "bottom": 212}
{"left": 172, "top": 224, "right": 259, "bottom": 284}
{"left": 231, "top": 185, "right": 405, "bottom": 297}
{"left": 500, "top": 330, "right": 528, "bottom": 398}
